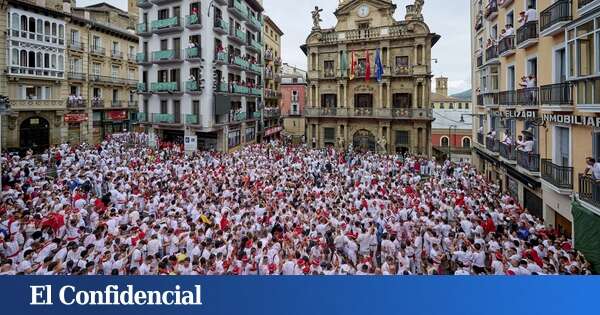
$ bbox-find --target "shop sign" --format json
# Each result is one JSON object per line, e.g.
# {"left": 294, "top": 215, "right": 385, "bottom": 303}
{"left": 543, "top": 114, "right": 600, "bottom": 127}
{"left": 108, "top": 110, "right": 127, "bottom": 121}
{"left": 64, "top": 113, "right": 89, "bottom": 123}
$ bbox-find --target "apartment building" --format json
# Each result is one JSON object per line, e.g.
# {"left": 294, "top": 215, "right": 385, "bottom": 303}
{"left": 280, "top": 64, "right": 307, "bottom": 143}
{"left": 470, "top": 0, "right": 600, "bottom": 242}
{"left": 303, "top": 0, "right": 438, "bottom": 154}
{"left": 136, "top": 0, "right": 264, "bottom": 152}
{"left": 262, "top": 15, "right": 283, "bottom": 141}
{"left": 0, "top": 0, "right": 138, "bottom": 151}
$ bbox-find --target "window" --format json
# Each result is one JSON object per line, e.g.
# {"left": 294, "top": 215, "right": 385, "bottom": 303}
{"left": 555, "top": 126, "right": 570, "bottom": 167}
{"left": 593, "top": 131, "right": 600, "bottom": 162}
{"left": 160, "top": 100, "right": 168, "bottom": 113}
{"left": 441, "top": 137, "right": 449, "bottom": 147}
{"left": 112, "top": 65, "right": 119, "bottom": 79}
{"left": 324, "top": 60, "right": 334, "bottom": 76}
{"left": 506, "top": 11, "right": 514, "bottom": 27}
{"left": 393, "top": 93, "right": 412, "bottom": 108}
{"left": 507, "top": 65, "right": 516, "bottom": 90}
{"left": 458, "top": 103, "right": 463, "bottom": 109}
{"left": 396, "top": 131, "right": 409, "bottom": 145}
{"left": 321, "top": 94, "right": 337, "bottom": 107}
{"left": 463, "top": 138, "right": 471, "bottom": 148}
{"left": 228, "top": 130, "right": 241, "bottom": 148}
{"left": 92, "top": 63, "right": 100, "bottom": 75}
{"left": 158, "top": 9, "right": 169, "bottom": 19}
{"left": 354, "top": 94, "right": 373, "bottom": 108}
{"left": 527, "top": 57, "right": 538, "bottom": 78}
{"left": 323, "top": 128, "right": 335, "bottom": 141}
{"left": 93, "top": 36, "right": 101, "bottom": 49}
{"left": 71, "top": 30, "right": 79, "bottom": 44}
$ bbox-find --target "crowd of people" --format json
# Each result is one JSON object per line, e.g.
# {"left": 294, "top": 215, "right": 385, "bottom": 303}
{"left": 0, "top": 133, "right": 591, "bottom": 275}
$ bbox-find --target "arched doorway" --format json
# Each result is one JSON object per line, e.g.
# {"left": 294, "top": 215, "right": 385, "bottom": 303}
{"left": 20, "top": 116, "right": 50, "bottom": 153}
{"left": 353, "top": 129, "right": 376, "bottom": 152}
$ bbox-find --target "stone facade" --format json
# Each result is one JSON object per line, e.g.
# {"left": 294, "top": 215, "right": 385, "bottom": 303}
{"left": 303, "top": 0, "right": 439, "bottom": 155}
{"left": 0, "top": 0, "right": 138, "bottom": 152}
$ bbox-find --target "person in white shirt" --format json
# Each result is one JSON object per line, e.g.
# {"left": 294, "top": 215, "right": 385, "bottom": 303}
{"left": 584, "top": 157, "right": 600, "bottom": 180}
{"left": 524, "top": 6, "right": 538, "bottom": 23}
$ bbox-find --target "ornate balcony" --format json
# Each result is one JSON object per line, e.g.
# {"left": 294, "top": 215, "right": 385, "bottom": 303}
{"left": 542, "top": 159, "right": 574, "bottom": 191}
{"left": 304, "top": 107, "right": 433, "bottom": 120}
{"left": 66, "top": 98, "right": 86, "bottom": 109}
{"left": 485, "top": 137, "right": 499, "bottom": 154}
{"left": 319, "top": 25, "right": 410, "bottom": 44}
{"left": 516, "top": 21, "right": 539, "bottom": 49}
{"left": 540, "top": 0, "right": 572, "bottom": 37}
{"left": 499, "top": 142, "right": 516, "bottom": 162}
{"left": 9, "top": 99, "right": 65, "bottom": 111}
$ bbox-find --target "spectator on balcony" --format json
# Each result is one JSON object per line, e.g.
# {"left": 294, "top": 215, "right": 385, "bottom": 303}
{"left": 505, "top": 24, "right": 514, "bottom": 36}
{"left": 519, "top": 75, "right": 536, "bottom": 88}
{"left": 68, "top": 94, "right": 76, "bottom": 106}
{"left": 519, "top": 6, "right": 537, "bottom": 25}
{"left": 478, "top": 126, "right": 484, "bottom": 135}
{"left": 191, "top": 6, "right": 199, "bottom": 17}
{"left": 517, "top": 134, "right": 535, "bottom": 153}
{"left": 502, "top": 132, "right": 513, "bottom": 146}
{"left": 584, "top": 157, "right": 600, "bottom": 180}
{"left": 486, "top": 129, "right": 496, "bottom": 140}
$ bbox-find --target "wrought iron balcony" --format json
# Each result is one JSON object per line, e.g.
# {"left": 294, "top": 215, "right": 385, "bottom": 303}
{"left": 498, "top": 35, "right": 515, "bottom": 56}
{"left": 517, "top": 150, "right": 540, "bottom": 173}
{"left": 579, "top": 174, "right": 600, "bottom": 209}
{"left": 540, "top": 0, "right": 571, "bottom": 35}
{"left": 111, "top": 50, "right": 123, "bottom": 59}
{"left": 10, "top": 99, "right": 65, "bottom": 110}
{"left": 90, "top": 46, "right": 105, "bottom": 56}
{"left": 542, "top": 159, "right": 574, "bottom": 190}
{"left": 540, "top": 83, "right": 572, "bottom": 108}
{"left": 484, "top": 0, "right": 498, "bottom": 20}
{"left": 516, "top": 21, "right": 539, "bottom": 48}
{"left": 516, "top": 87, "right": 539, "bottom": 107}
{"left": 485, "top": 137, "right": 499, "bottom": 153}
{"left": 68, "top": 72, "right": 85, "bottom": 80}
{"left": 498, "top": 90, "right": 517, "bottom": 107}
{"left": 68, "top": 40, "right": 84, "bottom": 51}
{"left": 67, "top": 98, "right": 86, "bottom": 109}
{"left": 485, "top": 45, "right": 498, "bottom": 63}
{"left": 500, "top": 142, "right": 516, "bottom": 161}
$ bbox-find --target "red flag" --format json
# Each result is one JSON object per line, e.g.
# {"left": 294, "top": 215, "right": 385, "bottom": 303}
{"left": 365, "top": 50, "right": 371, "bottom": 82}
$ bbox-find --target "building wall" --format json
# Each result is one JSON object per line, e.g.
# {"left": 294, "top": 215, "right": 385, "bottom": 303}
{"left": 262, "top": 15, "right": 283, "bottom": 139}
{"left": 470, "top": 0, "right": 600, "bottom": 235}
{"left": 304, "top": 1, "right": 437, "bottom": 154}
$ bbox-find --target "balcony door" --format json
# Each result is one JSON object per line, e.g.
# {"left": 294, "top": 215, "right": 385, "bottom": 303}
{"left": 554, "top": 126, "right": 570, "bottom": 167}
{"left": 554, "top": 48, "right": 566, "bottom": 83}
{"left": 354, "top": 94, "right": 373, "bottom": 108}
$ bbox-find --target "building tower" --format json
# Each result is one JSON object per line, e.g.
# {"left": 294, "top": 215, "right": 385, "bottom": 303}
{"left": 435, "top": 76, "right": 448, "bottom": 97}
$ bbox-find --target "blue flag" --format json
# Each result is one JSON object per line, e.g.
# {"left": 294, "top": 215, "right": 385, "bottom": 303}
{"left": 375, "top": 48, "right": 384, "bottom": 82}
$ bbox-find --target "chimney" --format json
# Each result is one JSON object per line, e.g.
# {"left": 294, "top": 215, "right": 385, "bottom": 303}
{"left": 436, "top": 77, "right": 448, "bottom": 97}
{"left": 63, "top": 0, "right": 71, "bottom": 13}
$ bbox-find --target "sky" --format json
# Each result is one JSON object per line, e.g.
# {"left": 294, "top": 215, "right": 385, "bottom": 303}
{"left": 77, "top": 0, "right": 471, "bottom": 94}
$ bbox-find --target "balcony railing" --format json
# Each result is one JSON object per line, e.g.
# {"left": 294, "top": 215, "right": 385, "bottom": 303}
{"left": 215, "top": 51, "right": 228, "bottom": 63}
{"left": 516, "top": 21, "right": 538, "bottom": 46}
{"left": 136, "top": 52, "right": 149, "bottom": 63}
{"left": 151, "top": 113, "right": 176, "bottom": 124}
{"left": 67, "top": 98, "right": 86, "bottom": 108}
{"left": 230, "top": 29, "right": 247, "bottom": 42}
{"left": 151, "top": 17, "right": 180, "bottom": 32}
{"left": 542, "top": 159, "right": 574, "bottom": 190}
{"left": 485, "top": 137, "right": 499, "bottom": 153}
{"left": 516, "top": 87, "right": 539, "bottom": 107}
{"left": 249, "top": 63, "right": 262, "bottom": 73}
{"left": 91, "top": 99, "right": 104, "bottom": 108}
{"left": 485, "top": 45, "right": 498, "bottom": 62}
{"left": 186, "top": 14, "right": 201, "bottom": 27}
{"left": 10, "top": 99, "right": 65, "bottom": 110}
{"left": 320, "top": 25, "right": 411, "bottom": 43}
{"left": 68, "top": 72, "right": 85, "bottom": 80}
{"left": 150, "top": 82, "right": 180, "bottom": 93}
{"left": 477, "top": 133, "right": 484, "bottom": 145}
{"left": 498, "top": 90, "right": 517, "bottom": 106}
{"left": 136, "top": 23, "right": 149, "bottom": 34}
{"left": 540, "top": 83, "right": 572, "bottom": 106}
{"left": 540, "top": 0, "right": 571, "bottom": 33}
{"left": 185, "top": 47, "right": 201, "bottom": 59}
{"left": 68, "top": 40, "right": 84, "bottom": 51}
{"left": 229, "top": 0, "right": 249, "bottom": 19}
{"left": 499, "top": 142, "right": 516, "bottom": 161}
{"left": 90, "top": 46, "right": 105, "bottom": 56}
{"left": 111, "top": 50, "right": 123, "bottom": 59}
{"left": 264, "top": 108, "right": 281, "bottom": 118}
{"left": 214, "top": 18, "right": 229, "bottom": 33}
{"left": 484, "top": 0, "right": 498, "bottom": 19}
{"left": 497, "top": 35, "right": 515, "bottom": 55}
{"left": 137, "top": 83, "right": 148, "bottom": 93}
{"left": 185, "top": 80, "right": 202, "bottom": 93}
{"left": 517, "top": 150, "right": 540, "bottom": 173}
{"left": 304, "top": 107, "right": 433, "bottom": 120}
{"left": 579, "top": 174, "right": 600, "bottom": 209}
{"left": 482, "top": 92, "right": 499, "bottom": 106}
